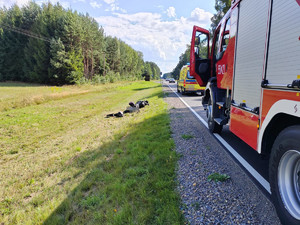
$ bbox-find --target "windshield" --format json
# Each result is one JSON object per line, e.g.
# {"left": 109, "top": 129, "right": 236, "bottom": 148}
{"left": 187, "top": 70, "right": 194, "bottom": 79}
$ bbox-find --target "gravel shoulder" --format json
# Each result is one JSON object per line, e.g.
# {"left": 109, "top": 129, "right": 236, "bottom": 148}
{"left": 162, "top": 83, "right": 281, "bottom": 224}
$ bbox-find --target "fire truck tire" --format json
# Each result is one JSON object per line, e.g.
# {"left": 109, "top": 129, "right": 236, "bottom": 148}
{"left": 269, "top": 125, "right": 300, "bottom": 225}
{"left": 207, "top": 98, "right": 222, "bottom": 134}
{"left": 177, "top": 85, "right": 180, "bottom": 93}
{"left": 182, "top": 87, "right": 186, "bottom": 95}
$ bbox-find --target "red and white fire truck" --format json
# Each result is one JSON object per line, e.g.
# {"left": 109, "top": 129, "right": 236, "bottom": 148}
{"left": 190, "top": 0, "right": 300, "bottom": 224}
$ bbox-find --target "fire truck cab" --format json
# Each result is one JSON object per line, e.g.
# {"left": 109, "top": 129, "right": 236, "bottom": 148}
{"left": 190, "top": 0, "right": 300, "bottom": 224}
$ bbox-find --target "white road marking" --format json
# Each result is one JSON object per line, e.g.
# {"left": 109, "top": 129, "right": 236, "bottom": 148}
{"left": 167, "top": 84, "right": 271, "bottom": 194}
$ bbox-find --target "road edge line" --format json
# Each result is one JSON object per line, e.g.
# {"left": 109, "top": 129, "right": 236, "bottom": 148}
{"left": 167, "top": 84, "right": 271, "bottom": 194}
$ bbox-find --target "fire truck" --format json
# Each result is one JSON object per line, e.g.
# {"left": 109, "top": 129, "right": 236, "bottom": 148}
{"left": 190, "top": 0, "right": 300, "bottom": 224}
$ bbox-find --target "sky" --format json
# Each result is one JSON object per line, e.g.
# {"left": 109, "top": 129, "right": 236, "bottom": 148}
{"left": 0, "top": 0, "right": 216, "bottom": 74}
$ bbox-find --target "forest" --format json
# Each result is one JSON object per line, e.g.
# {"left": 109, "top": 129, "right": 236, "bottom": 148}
{"left": 0, "top": 2, "right": 161, "bottom": 85}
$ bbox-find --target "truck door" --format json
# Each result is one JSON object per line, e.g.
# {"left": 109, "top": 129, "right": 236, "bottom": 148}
{"left": 215, "top": 12, "right": 236, "bottom": 90}
{"left": 190, "top": 26, "right": 210, "bottom": 86}
{"left": 230, "top": 0, "right": 270, "bottom": 150}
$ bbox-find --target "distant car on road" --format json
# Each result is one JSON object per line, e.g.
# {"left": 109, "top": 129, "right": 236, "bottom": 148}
{"left": 169, "top": 78, "right": 175, "bottom": 83}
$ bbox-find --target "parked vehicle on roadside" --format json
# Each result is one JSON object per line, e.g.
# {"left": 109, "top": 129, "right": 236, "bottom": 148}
{"left": 169, "top": 78, "right": 175, "bottom": 83}
{"left": 144, "top": 74, "right": 150, "bottom": 81}
{"left": 177, "top": 64, "right": 204, "bottom": 95}
{"left": 189, "top": 0, "right": 300, "bottom": 224}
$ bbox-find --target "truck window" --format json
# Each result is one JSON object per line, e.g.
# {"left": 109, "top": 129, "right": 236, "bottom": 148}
{"left": 187, "top": 70, "right": 194, "bottom": 79}
{"left": 221, "top": 18, "right": 231, "bottom": 52}
{"left": 213, "top": 28, "right": 221, "bottom": 59}
{"left": 194, "top": 31, "right": 209, "bottom": 60}
{"left": 211, "top": 27, "right": 221, "bottom": 77}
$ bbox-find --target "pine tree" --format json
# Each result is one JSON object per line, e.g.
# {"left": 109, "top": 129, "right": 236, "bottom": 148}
{"left": 22, "top": 3, "right": 53, "bottom": 83}
{"left": 49, "top": 38, "right": 83, "bottom": 84}
{"left": 0, "top": 5, "right": 31, "bottom": 81}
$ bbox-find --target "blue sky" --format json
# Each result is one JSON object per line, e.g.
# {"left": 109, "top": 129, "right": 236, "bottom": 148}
{"left": 1, "top": 0, "right": 215, "bottom": 73}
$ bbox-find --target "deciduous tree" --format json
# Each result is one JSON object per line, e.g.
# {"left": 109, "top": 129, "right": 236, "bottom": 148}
{"left": 210, "top": 0, "right": 231, "bottom": 32}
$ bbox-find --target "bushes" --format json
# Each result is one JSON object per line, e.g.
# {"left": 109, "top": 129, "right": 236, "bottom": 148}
{"left": 78, "top": 71, "right": 141, "bottom": 85}
{"left": 91, "top": 75, "right": 106, "bottom": 84}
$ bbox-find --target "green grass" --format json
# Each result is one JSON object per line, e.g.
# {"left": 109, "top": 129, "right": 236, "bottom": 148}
{"left": 0, "top": 81, "right": 184, "bottom": 224}
{"left": 181, "top": 134, "right": 194, "bottom": 140}
{"left": 207, "top": 173, "right": 230, "bottom": 182}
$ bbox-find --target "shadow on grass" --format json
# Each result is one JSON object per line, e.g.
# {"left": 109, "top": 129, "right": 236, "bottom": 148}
{"left": 0, "top": 81, "right": 43, "bottom": 87}
{"left": 132, "top": 83, "right": 161, "bottom": 92}
{"left": 43, "top": 113, "right": 184, "bottom": 225}
{"left": 136, "top": 90, "right": 164, "bottom": 102}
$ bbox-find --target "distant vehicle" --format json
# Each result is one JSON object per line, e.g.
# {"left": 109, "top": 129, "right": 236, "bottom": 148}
{"left": 169, "top": 78, "right": 175, "bottom": 83}
{"left": 177, "top": 64, "right": 204, "bottom": 95}
{"left": 144, "top": 74, "right": 150, "bottom": 81}
{"left": 166, "top": 78, "right": 170, "bottom": 82}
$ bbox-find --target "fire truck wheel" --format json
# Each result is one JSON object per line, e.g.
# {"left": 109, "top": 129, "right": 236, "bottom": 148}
{"left": 177, "top": 85, "right": 180, "bottom": 93}
{"left": 269, "top": 125, "right": 300, "bottom": 225}
{"left": 207, "top": 98, "right": 222, "bottom": 134}
{"left": 182, "top": 87, "right": 186, "bottom": 95}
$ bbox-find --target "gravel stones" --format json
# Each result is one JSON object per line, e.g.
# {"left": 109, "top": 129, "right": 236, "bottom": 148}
{"left": 163, "top": 84, "right": 281, "bottom": 225}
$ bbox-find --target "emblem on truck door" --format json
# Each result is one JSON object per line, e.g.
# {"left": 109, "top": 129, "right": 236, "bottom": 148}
{"left": 218, "top": 64, "right": 226, "bottom": 75}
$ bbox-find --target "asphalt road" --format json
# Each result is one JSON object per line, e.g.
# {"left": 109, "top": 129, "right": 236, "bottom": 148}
{"left": 165, "top": 80, "right": 271, "bottom": 197}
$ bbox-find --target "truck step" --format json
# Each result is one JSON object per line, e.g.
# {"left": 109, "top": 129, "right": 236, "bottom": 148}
{"left": 214, "top": 117, "right": 228, "bottom": 125}
{"left": 216, "top": 102, "right": 225, "bottom": 107}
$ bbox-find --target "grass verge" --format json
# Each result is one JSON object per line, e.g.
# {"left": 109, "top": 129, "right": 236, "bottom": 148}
{"left": 207, "top": 173, "right": 230, "bottom": 182}
{"left": 181, "top": 134, "right": 194, "bottom": 140}
{"left": 0, "top": 81, "right": 184, "bottom": 224}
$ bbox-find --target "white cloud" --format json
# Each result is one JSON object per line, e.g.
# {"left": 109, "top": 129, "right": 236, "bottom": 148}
{"left": 90, "top": 0, "right": 102, "bottom": 8}
{"left": 103, "top": 0, "right": 115, "bottom": 4}
{"left": 96, "top": 8, "right": 213, "bottom": 72}
{"left": 103, "top": 0, "right": 126, "bottom": 13}
{"left": 59, "top": 1, "right": 70, "bottom": 9}
{"left": 189, "top": 8, "right": 213, "bottom": 23}
{"left": 166, "top": 6, "right": 176, "bottom": 18}
{"left": 110, "top": 3, "right": 126, "bottom": 13}
{"left": 0, "top": 0, "right": 72, "bottom": 9}
{"left": 156, "top": 5, "right": 164, "bottom": 10}
{"left": 0, "top": 0, "right": 30, "bottom": 8}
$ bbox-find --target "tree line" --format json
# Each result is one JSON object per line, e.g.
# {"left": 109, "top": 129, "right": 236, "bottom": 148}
{"left": 171, "top": 46, "right": 190, "bottom": 80}
{"left": 0, "top": 2, "right": 161, "bottom": 85}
